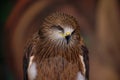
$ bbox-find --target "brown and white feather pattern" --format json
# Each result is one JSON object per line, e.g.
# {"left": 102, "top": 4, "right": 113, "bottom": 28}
{"left": 23, "top": 12, "right": 89, "bottom": 80}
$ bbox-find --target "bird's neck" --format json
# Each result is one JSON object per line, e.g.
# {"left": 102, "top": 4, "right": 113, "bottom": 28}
{"left": 35, "top": 39, "right": 82, "bottom": 63}
{"left": 34, "top": 39, "right": 84, "bottom": 74}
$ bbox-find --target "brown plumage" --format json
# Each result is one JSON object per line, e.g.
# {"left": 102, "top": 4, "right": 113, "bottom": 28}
{"left": 23, "top": 12, "right": 89, "bottom": 80}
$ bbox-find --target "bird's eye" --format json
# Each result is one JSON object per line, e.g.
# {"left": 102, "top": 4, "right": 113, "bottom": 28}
{"left": 71, "top": 30, "right": 76, "bottom": 35}
{"left": 52, "top": 25, "right": 64, "bottom": 32}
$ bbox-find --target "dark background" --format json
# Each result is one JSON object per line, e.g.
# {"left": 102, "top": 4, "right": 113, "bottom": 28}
{"left": 0, "top": 0, "right": 120, "bottom": 80}
{"left": 0, "top": 0, "right": 16, "bottom": 80}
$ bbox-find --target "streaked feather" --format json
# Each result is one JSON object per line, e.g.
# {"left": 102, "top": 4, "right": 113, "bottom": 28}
{"left": 23, "top": 12, "right": 89, "bottom": 80}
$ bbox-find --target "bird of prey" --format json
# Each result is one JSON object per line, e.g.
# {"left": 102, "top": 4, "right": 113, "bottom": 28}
{"left": 23, "top": 12, "right": 89, "bottom": 80}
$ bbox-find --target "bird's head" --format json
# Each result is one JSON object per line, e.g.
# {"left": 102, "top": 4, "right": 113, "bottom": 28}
{"left": 39, "top": 13, "right": 81, "bottom": 46}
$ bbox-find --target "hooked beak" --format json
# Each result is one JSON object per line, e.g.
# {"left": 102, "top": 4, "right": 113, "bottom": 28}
{"left": 65, "top": 32, "right": 71, "bottom": 44}
{"left": 65, "top": 35, "right": 71, "bottom": 44}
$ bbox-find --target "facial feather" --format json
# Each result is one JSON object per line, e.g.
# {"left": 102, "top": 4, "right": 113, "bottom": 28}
{"left": 39, "top": 13, "right": 81, "bottom": 46}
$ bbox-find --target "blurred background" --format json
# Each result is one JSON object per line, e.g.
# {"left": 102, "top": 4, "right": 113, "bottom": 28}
{"left": 0, "top": 0, "right": 120, "bottom": 80}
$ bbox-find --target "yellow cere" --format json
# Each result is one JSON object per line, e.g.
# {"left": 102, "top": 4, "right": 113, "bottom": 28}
{"left": 61, "top": 32, "right": 71, "bottom": 38}
{"left": 66, "top": 32, "right": 70, "bottom": 36}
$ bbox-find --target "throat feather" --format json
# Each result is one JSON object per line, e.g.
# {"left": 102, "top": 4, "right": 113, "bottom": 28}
{"left": 36, "top": 40, "right": 81, "bottom": 63}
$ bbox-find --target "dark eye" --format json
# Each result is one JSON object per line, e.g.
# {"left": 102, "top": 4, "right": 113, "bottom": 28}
{"left": 52, "top": 25, "right": 64, "bottom": 32}
{"left": 71, "top": 30, "right": 76, "bottom": 35}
